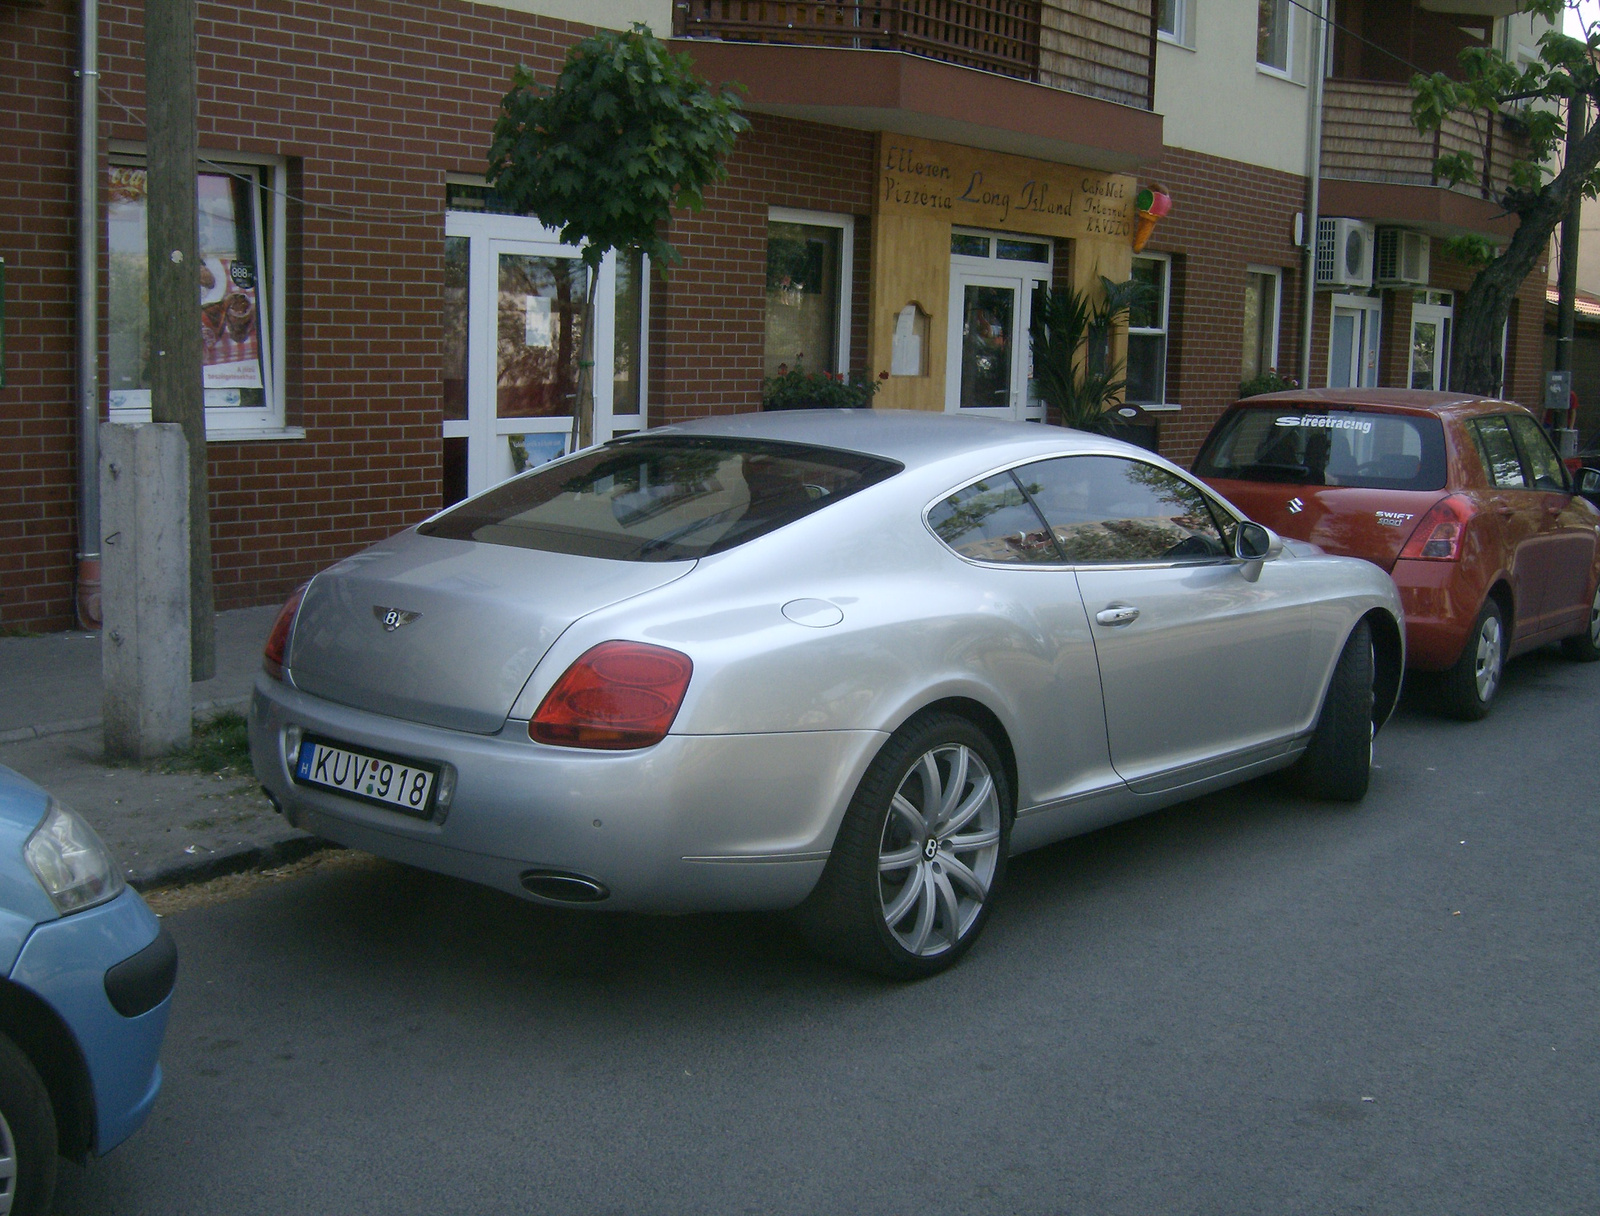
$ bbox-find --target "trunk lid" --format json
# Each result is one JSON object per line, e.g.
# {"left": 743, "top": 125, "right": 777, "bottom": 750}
{"left": 287, "top": 530, "right": 694, "bottom": 733}
{"left": 1208, "top": 479, "right": 1447, "bottom": 572}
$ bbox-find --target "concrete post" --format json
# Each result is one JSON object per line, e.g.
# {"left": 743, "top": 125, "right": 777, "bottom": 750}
{"left": 101, "top": 423, "right": 192, "bottom": 760}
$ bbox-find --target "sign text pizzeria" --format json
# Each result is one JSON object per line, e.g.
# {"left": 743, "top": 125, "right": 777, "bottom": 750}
{"left": 877, "top": 136, "right": 1135, "bottom": 242}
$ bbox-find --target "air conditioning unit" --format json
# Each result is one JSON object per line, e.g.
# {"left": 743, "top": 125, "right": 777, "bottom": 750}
{"left": 1374, "top": 227, "right": 1431, "bottom": 287}
{"left": 1316, "top": 217, "right": 1375, "bottom": 288}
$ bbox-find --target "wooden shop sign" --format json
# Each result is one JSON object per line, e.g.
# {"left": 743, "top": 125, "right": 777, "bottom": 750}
{"left": 877, "top": 135, "right": 1135, "bottom": 242}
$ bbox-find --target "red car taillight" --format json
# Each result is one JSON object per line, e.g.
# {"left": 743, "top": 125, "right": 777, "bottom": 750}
{"left": 262, "top": 583, "right": 309, "bottom": 680}
{"left": 530, "top": 641, "right": 693, "bottom": 750}
{"left": 1398, "top": 495, "right": 1476, "bottom": 562}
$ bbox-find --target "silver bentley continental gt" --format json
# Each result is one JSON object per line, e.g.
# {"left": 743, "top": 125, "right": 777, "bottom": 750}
{"left": 249, "top": 410, "right": 1404, "bottom": 977}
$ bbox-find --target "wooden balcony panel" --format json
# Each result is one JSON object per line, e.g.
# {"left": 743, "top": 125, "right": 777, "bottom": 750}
{"left": 1037, "top": 0, "right": 1153, "bottom": 109}
{"left": 675, "top": 0, "right": 1042, "bottom": 80}
{"left": 1321, "top": 79, "right": 1526, "bottom": 200}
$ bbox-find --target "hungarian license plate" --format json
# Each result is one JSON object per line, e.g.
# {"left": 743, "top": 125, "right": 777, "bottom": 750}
{"left": 293, "top": 737, "right": 437, "bottom": 818}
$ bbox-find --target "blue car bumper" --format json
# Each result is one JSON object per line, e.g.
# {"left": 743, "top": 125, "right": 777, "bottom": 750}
{"left": 8, "top": 888, "right": 174, "bottom": 1155}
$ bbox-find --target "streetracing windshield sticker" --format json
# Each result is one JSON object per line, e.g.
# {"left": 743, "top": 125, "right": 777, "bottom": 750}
{"left": 1274, "top": 414, "right": 1374, "bottom": 434}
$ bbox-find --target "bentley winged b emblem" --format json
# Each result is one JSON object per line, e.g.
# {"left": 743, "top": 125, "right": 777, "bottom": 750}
{"left": 373, "top": 606, "right": 423, "bottom": 632}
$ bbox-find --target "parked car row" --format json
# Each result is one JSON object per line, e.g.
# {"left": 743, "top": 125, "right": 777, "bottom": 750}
{"left": 1193, "top": 389, "right": 1600, "bottom": 719}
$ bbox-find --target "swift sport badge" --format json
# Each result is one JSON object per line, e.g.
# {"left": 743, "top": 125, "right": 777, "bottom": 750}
{"left": 1376, "top": 510, "right": 1414, "bottom": 527}
{"left": 374, "top": 606, "right": 422, "bottom": 632}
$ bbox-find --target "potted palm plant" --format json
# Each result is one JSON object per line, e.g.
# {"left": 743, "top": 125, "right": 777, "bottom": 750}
{"left": 1028, "top": 276, "right": 1155, "bottom": 444}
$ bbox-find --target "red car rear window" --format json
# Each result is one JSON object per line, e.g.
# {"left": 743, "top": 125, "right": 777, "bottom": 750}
{"left": 1194, "top": 406, "right": 1447, "bottom": 491}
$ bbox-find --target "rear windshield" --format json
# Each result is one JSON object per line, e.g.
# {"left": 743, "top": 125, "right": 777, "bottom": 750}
{"left": 1193, "top": 406, "right": 1447, "bottom": 491}
{"left": 419, "top": 436, "right": 902, "bottom": 561}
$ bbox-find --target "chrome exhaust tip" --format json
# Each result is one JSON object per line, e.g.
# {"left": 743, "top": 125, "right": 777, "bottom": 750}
{"left": 520, "top": 870, "right": 610, "bottom": 903}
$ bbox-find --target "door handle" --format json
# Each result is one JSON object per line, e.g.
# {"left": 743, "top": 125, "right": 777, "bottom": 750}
{"left": 1493, "top": 502, "right": 1514, "bottom": 518}
{"left": 1095, "top": 605, "right": 1140, "bottom": 627}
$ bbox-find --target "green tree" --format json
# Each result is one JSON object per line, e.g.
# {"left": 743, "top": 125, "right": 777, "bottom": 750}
{"left": 487, "top": 25, "right": 749, "bottom": 446}
{"left": 1411, "top": 0, "right": 1598, "bottom": 394}
{"left": 1028, "top": 276, "right": 1152, "bottom": 432}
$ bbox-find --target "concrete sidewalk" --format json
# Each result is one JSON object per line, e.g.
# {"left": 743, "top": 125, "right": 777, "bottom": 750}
{"left": 0, "top": 605, "right": 322, "bottom": 889}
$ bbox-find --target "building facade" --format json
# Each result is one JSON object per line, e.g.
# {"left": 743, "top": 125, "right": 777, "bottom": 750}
{"left": 0, "top": 0, "right": 1555, "bottom": 632}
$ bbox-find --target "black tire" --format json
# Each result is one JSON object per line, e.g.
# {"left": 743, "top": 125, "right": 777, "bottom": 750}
{"left": 1561, "top": 585, "right": 1600, "bottom": 662}
{"left": 1440, "top": 598, "right": 1505, "bottom": 720}
{"left": 0, "top": 1031, "right": 57, "bottom": 1216}
{"left": 1290, "top": 619, "right": 1374, "bottom": 802}
{"left": 794, "top": 712, "right": 1012, "bottom": 979}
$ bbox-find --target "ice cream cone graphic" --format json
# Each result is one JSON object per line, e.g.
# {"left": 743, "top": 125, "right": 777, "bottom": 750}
{"left": 1132, "top": 185, "right": 1171, "bottom": 252}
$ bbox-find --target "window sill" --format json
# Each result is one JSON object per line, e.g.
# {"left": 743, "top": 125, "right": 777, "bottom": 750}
{"left": 1136, "top": 402, "right": 1181, "bottom": 413}
{"left": 208, "top": 426, "right": 307, "bottom": 443}
{"left": 1255, "top": 64, "right": 1305, "bottom": 87}
{"left": 1156, "top": 31, "right": 1194, "bottom": 52}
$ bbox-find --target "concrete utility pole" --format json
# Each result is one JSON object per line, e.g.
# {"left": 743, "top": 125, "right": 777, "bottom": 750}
{"left": 144, "top": 0, "right": 214, "bottom": 680}
{"left": 101, "top": 423, "right": 191, "bottom": 759}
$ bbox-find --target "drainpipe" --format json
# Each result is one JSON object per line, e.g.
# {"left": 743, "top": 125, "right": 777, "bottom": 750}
{"left": 1299, "top": 0, "right": 1328, "bottom": 390}
{"left": 75, "top": 0, "right": 102, "bottom": 629}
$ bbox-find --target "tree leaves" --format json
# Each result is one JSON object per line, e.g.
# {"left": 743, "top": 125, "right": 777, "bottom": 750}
{"left": 486, "top": 23, "right": 751, "bottom": 272}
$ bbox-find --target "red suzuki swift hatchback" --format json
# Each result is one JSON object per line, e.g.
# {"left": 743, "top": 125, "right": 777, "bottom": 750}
{"left": 1194, "top": 389, "right": 1600, "bottom": 719}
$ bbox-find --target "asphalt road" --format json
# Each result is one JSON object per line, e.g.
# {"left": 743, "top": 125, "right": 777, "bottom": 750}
{"left": 54, "top": 650, "right": 1600, "bottom": 1215}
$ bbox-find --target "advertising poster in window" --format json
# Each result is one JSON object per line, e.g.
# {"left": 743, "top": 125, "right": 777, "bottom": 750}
{"left": 107, "top": 167, "right": 265, "bottom": 412}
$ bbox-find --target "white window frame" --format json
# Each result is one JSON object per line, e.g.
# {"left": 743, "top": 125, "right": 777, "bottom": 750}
{"left": 105, "top": 145, "right": 296, "bottom": 441}
{"left": 767, "top": 206, "right": 854, "bottom": 375}
{"left": 1256, "top": 0, "right": 1298, "bottom": 81}
{"left": 1157, "top": 0, "right": 1192, "bottom": 49}
{"left": 1327, "top": 293, "right": 1381, "bottom": 389}
{"left": 1129, "top": 252, "right": 1175, "bottom": 411}
{"left": 1242, "top": 264, "right": 1282, "bottom": 380}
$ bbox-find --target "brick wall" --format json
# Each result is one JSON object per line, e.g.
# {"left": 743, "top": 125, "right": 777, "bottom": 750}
{"left": 2, "top": 0, "right": 585, "bottom": 632}
{"left": 1135, "top": 147, "right": 1308, "bottom": 465}
{"left": 650, "top": 114, "right": 876, "bottom": 424}
{"left": 1, "top": 1, "right": 78, "bottom": 631}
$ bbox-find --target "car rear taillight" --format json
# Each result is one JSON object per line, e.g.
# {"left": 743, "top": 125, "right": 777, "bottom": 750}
{"left": 262, "top": 583, "right": 309, "bottom": 680}
{"left": 530, "top": 641, "right": 693, "bottom": 750}
{"left": 1398, "top": 495, "right": 1476, "bottom": 562}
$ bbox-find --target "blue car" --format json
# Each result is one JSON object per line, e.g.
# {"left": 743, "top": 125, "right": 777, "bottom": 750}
{"left": 0, "top": 764, "right": 174, "bottom": 1215}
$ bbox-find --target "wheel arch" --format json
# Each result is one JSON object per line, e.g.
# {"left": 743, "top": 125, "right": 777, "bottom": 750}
{"left": 0, "top": 977, "right": 95, "bottom": 1162}
{"left": 1365, "top": 608, "right": 1404, "bottom": 731}
{"left": 899, "top": 696, "right": 1019, "bottom": 816}
{"left": 1485, "top": 578, "right": 1515, "bottom": 640}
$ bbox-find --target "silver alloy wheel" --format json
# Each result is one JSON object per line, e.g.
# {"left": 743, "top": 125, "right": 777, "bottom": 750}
{"left": 1589, "top": 587, "right": 1600, "bottom": 646}
{"left": 0, "top": 1105, "right": 16, "bottom": 1216}
{"left": 1474, "top": 612, "right": 1503, "bottom": 702}
{"left": 877, "top": 742, "right": 1002, "bottom": 958}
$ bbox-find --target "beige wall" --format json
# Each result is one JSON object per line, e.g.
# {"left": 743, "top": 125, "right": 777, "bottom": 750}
{"left": 465, "top": 0, "right": 670, "bottom": 33}
{"left": 1152, "top": 0, "right": 1313, "bottom": 177}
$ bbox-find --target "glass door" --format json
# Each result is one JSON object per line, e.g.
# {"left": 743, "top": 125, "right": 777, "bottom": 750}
{"left": 1410, "top": 299, "right": 1453, "bottom": 391}
{"left": 442, "top": 210, "right": 646, "bottom": 504}
{"left": 1328, "top": 297, "right": 1381, "bottom": 389}
{"left": 945, "top": 230, "right": 1052, "bottom": 420}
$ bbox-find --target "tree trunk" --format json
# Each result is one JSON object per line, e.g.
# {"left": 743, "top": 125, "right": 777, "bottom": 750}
{"left": 1451, "top": 96, "right": 1600, "bottom": 397}
{"left": 574, "top": 260, "right": 601, "bottom": 451}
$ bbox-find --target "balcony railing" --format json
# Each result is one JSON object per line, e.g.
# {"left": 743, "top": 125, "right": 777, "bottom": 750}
{"left": 1321, "top": 79, "right": 1529, "bottom": 201}
{"left": 673, "top": 0, "right": 1043, "bottom": 83}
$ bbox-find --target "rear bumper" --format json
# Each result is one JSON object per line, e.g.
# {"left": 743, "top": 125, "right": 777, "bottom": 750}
{"left": 249, "top": 676, "right": 886, "bottom": 913}
{"left": 9, "top": 889, "right": 172, "bottom": 1155}
{"left": 1391, "top": 558, "right": 1479, "bottom": 669}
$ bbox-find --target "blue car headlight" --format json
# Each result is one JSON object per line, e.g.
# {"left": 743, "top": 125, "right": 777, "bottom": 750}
{"left": 25, "top": 798, "right": 126, "bottom": 914}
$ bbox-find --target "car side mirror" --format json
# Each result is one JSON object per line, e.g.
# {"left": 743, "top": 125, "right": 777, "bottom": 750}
{"left": 1576, "top": 467, "right": 1600, "bottom": 507}
{"left": 1234, "top": 521, "right": 1283, "bottom": 562}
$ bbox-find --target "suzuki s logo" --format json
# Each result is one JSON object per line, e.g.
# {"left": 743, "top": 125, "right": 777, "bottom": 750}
{"left": 1287, "top": 497, "right": 1304, "bottom": 514}
{"left": 373, "top": 606, "right": 422, "bottom": 632}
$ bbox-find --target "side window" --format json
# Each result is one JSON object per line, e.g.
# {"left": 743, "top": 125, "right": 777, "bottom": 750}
{"left": 1507, "top": 414, "right": 1569, "bottom": 492}
{"left": 1472, "top": 416, "right": 1530, "bottom": 489}
{"left": 927, "top": 475, "right": 1060, "bottom": 565}
{"left": 1019, "top": 455, "right": 1230, "bottom": 564}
